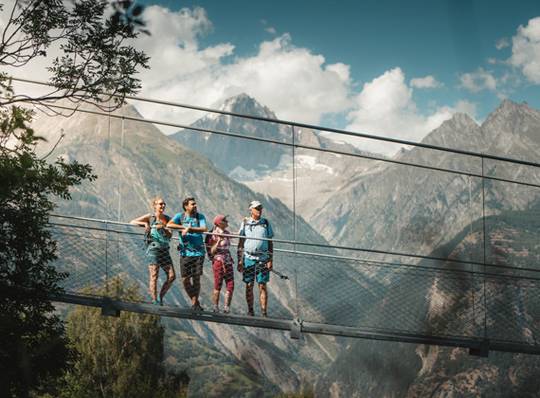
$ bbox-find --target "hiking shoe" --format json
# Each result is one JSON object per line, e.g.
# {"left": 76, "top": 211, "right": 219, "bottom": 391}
{"left": 191, "top": 303, "right": 204, "bottom": 312}
{"left": 151, "top": 299, "right": 159, "bottom": 306}
{"left": 223, "top": 306, "right": 230, "bottom": 314}
{"left": 212, "top": 306, "right": 220, "bottom": 313}
{"left": 262, "top": 311, "right": 268, "bottom": 317}
{"left": 247, "top": 309, "right": 254, "bottom": 316}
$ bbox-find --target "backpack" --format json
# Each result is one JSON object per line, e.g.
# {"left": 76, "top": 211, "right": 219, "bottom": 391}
{"left": 242, "top": 217, "right": 269, "bottom": 233}
{"left": 144, "top": 215, "right": 156, "bottom": 248}
{"left": 177, "top": 213, "right": 203, "bottom": 255}
{"left": 144, "top": 215, "right": 170, "bottom": 249}
{"left": 204, "top": 227, "right": 215, "bottom": 261}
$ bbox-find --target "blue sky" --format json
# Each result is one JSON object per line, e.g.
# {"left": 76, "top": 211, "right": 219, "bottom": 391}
{"left": 143, "top": 0, "right": 540, "bottom": 117}
{"left": 4, "top": 0, "right": 539, "bottom": 152}
{"left": 9, "top": 0, "right": 530, "bottom": 154}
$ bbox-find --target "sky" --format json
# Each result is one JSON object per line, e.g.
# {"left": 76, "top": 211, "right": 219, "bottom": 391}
{"left": 4, "top": 0, "right": 540, "bottom": 153}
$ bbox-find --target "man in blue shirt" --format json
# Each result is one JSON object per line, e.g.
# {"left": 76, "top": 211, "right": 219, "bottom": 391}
{"left": 237, "top": 200, "right": 274, "bottom": 317}
{"left": 167, "top": 197, "right": 208, "bottom": 311}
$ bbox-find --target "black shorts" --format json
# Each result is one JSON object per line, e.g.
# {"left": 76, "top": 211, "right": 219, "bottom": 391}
{"left": 180, "top": 256, "right": 204, "bottom": 278}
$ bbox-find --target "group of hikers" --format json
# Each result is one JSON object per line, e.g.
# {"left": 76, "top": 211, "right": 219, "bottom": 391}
{"left": 130, "top": 197, "right": 274, "bottom": 317}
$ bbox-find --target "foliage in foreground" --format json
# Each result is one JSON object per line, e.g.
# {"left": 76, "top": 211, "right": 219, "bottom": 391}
{"left": 54, "top": 280, "right": 188, "bottom": 398}
{"left": 0, "top": 104, "right": 95, "bottom": 396}
{"left": 0, "top": 0, "right": 150, "bottom": 395}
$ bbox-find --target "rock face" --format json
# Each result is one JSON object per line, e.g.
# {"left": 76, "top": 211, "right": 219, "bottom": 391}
{"left": 312, "top": 101, "right": 540, "bottom": 397}
{"left": 314, "top": 101, "right": 540, "bottom": 255}
{"left": 315, "top": 206, "right": 540, "bottom": 397}
{"left": 173, "top": 93, "right": 383, "bottom": 221}
{"left": 171, "top": 93, "right": 291, "bottom": 179}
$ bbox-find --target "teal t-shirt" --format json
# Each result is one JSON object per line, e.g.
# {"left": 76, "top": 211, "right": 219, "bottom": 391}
{"left": 171, "top": 212, "right": 207, "bottom": 257}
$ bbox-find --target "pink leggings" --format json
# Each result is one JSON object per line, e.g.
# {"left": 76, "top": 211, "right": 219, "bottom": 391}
{"left": 212, "top": 257, "right": 234, "bottom": 293}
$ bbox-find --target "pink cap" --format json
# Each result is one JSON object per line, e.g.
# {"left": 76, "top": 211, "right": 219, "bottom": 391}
{"left": 213, "top": 214, "right": 228, "bottom": 225}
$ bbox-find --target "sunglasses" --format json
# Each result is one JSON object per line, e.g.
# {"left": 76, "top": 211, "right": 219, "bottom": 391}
{"left": 156, "top": 202, "right": 166, "bottom": 207}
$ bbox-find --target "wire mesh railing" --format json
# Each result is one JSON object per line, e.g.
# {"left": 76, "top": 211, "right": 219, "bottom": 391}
{"left": 49, "top": 214, "right": 540, "bottom": 354}
{"left": 9, "top": 76, "right": 540, "bottom": 354}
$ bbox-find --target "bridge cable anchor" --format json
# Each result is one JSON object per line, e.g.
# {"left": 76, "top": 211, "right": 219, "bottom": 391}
{"left": 469, "top": 339, "right": 490, "bottom": 357}
{"left": 101, "top": 298, "right": 120, "bottom": 317}
{"left": 290, "top": 318, "right": 303, "bottom": 340}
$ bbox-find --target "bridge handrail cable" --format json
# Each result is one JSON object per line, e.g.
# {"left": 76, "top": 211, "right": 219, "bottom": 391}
{"left": 28, "top": 101, "right": 540, "bottom": 191}
{"left": 49, "top": 214, "right": 540, "bottom": 278}
{"left": 11, "top": 76, "right": 540, "bottom": 171}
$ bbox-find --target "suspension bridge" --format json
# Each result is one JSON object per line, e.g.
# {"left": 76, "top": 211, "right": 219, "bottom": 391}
{"left": 49, "top": 212, "right": 540, "bottom": 357}
{"left": 11, "top": 77, "right": 540, "bottom": 357}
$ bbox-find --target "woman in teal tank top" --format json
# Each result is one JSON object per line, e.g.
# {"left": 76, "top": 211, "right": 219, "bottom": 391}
{"left": 130, "top": 196, "right": 176, "bottom": 305}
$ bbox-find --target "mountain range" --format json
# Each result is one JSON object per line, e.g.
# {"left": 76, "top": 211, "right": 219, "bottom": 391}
{"left": 31, "top": 94, "right": 540, "bottom": 397}
{"left": 171, "top": 94, "right": 378, "bottom": 221}
{"left": 172, "top": 94, "right": 540, "bottom": 397}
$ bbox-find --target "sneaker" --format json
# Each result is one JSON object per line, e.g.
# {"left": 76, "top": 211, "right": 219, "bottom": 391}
{"left": 151, "top": 299, "right": 159, "bottom": 306}
{"left": 212, "top": 306, "right": 220, "bottom": 313}
{"left": 191, "top": 303, "right": 204, "bottom": 312}
{"left": 158, "top": 297, "right": 164, "bottom": 306}
{"left": 247, "top": 309, "right": 254, "bottom": 316}
{"left": 223, "top": 306, "right": 230, "bottom": 314}
{"left": 262, "top": 311, "right": 268, "bottom": 317}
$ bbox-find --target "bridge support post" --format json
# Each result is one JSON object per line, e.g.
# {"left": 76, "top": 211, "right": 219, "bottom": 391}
{"left": 290, "top": 318, "right": 303, "bottom": 340}
{"left": 469, "top": 339, "right": 489, "bottom": 357}
{"left": 101, "top": 298, "right": 120, "bottom": 317}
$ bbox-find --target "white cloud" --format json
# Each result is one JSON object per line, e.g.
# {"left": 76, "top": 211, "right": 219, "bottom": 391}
{"left": 261, "top": 19, "right": 276, "bottom": 35}
{"left": 410, "top": 75, "right": 442, "bottom": 89}
{"left": 133, "top": 6, "right": 353, "bottom": 127}
{"left": 509, "top": 16, "right": 540, "bottom": 84}
{"left": 459, "top": 68, "right": 497, "bottom": 93}
{"left": 2, "top": 3, "right": 477, "bottom": 157}
{"left": 218, "top": 35, "right": 353, "bottom": 122}
{"left": 496, "top": 37, "right": 510, "bottom": 50}
{"left": 345, "top": 68, "right": 476, "bottom": 155}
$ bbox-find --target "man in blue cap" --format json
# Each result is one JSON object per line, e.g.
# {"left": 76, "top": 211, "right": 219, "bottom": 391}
{"left": 237, "top": 200, "right": 274, "bottom": 317}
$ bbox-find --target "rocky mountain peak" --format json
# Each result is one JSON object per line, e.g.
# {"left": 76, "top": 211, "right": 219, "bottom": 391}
{"left": 480, "top": 99, "right": 540, "bottom": 159}
{"left": 30, "top": 100, "right": 162, "bottom": 149}
{"left": 496, "top": 98, "right": 527, "bottom": 112}
{"left": 220, "top": 93, "right": 277, "bottom": 120}
{"left": 420, "top": 111, "right": 481, "bottom": 150}
{"left": 174, "top": 93, "right": 290, "bottom": 178}
{"left": 483, "top": 99, "right": 538, "bottom": 126}
{"left": 444, "top": 112, "right": 478, "bottom": 130}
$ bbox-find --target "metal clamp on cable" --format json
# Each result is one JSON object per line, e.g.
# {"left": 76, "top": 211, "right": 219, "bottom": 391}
{"left": 290, "top": 318, "right": 303, "bottom": 340}
{"left": 469, "top": 339, "right": 489, "bottom": 357}
{"left": 101, "top": 298, "right": 120, "bottom": 317}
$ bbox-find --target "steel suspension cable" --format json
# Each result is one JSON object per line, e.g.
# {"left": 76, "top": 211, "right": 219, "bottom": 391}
{"left": 28, "top": 101, "right": 540, "bottom": 191}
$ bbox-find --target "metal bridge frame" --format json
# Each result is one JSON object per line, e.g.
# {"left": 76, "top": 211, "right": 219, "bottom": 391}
{"left": 12, "top": 77, "right": 540, "bottom": 357}
{"left": 52, "top": 292, "right": 540, "bottom": 357}
{"left": 49, "top": 214, "right": 540, "bottom": 357}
